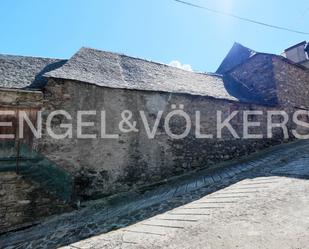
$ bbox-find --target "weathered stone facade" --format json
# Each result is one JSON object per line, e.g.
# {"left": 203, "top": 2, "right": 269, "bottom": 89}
{"left": 0, "top": 172, "right": 71, "bottom": 234}
{"left": 36, "top": 79, "right": 286, "bottom": 199}
{"left": 273, "top": 56, "right": 309, "bottom": 109}
{"left": 0, "top": 88, "right": 72, "bottom": 233}
{"left": 224, "top": 53, "right": 309, "bottom": 110}
{"left": 227, "top": 54, "right": 277, "bottom": 105}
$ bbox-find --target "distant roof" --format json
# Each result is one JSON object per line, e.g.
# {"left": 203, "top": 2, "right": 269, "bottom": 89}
{"left": 284, "top": 41, "right": 307, "bottom": 52}
{"left": 216, "top": 43, "right": 256, "bottom": 75}
{"left": 45, "top": 47, "right": 238, "bottom": 101}
{"left": 0, "top": 54, "right": 67, "bottom": 89}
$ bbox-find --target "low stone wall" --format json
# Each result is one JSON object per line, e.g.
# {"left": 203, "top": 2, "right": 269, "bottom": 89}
{"left": 0, "top": 172, "right": 72, "bottom": 234}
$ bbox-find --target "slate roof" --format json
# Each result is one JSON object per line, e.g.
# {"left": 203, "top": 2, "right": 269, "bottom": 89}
{"left": 45, "top": 47, "right": 238, "bottom": 101}
{"left": 216, "top": 43, "right": 256, "bottom": 75}
{"left": 0, "top": 54, "right": 67, "bottom": 89}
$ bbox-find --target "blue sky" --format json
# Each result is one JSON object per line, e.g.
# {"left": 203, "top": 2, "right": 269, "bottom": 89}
{"left": 0, "top": 0, "right": 308, "bottom": 72}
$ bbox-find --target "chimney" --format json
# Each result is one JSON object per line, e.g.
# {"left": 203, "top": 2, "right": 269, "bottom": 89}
{"left": 282, "top": 41, "right": 309, "bottom": 68}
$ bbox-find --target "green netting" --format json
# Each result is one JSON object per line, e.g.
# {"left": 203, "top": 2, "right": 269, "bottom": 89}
{"left": 0, "top": 141, "right": 73, "bottom": 201}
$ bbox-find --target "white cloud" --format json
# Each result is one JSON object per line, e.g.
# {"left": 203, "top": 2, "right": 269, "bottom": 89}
{"left": 168, "top": 60, "right": 193, "bottom": 72}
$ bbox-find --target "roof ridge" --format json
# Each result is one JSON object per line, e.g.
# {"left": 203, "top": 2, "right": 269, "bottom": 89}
{"left": 78, "top": 47, "right": 214, "bottom": 76}
{"left": 0, "top": 53, "right": 65, "bottom": 61}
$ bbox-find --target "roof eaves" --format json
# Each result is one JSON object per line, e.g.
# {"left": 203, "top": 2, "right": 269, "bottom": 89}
{"left": 44, "top": 76, "right": 239, "bottom": 103}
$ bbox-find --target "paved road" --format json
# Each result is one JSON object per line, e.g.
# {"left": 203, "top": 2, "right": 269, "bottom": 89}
{"left": 1, "top": 140, "right": 309, "bottom": 249}
{"left": 62, "top": 175, "right": 309, "bottom": 249}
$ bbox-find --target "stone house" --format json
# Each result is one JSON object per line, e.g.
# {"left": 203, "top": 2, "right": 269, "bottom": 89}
{"left": 0, "top": 42, "right": 309, "bottom": 204}
{"left": 35, "top": 47, "right": 274, "bottom": 199}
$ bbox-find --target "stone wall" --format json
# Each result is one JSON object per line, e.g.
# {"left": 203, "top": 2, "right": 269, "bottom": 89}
{"left": 273, "top": 57, "right": 309, "bottom": 110}
{"left": 301, "top": 60, "right": 309, "bottom": 69}
{"left": 0, "top": 88, "right": 73, "bottom": 233}
{"left": 228, "top": 54, "right": 277, "bottom": 105}
{"left": 0, "top": 172, "right": 71, "bottom": 234}
{"left": 226, "top": 54, "right": 309, "bottom": 110}
{"left": 35, "top": 79, "right": 287, "bottom": 200}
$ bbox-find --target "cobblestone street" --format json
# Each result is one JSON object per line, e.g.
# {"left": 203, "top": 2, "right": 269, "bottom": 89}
{"left": 1, "top": 140, "right": 309, "bottom": 249}
{"left": 62, "top": 174, "right": 309, "bottom": 249}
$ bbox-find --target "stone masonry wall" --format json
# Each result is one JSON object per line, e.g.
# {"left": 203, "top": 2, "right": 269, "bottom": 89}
{"left": 35, "top": 79, "right": 289, "bottom": 200}
{"left": 0, "top": 172, "right": 71, "bottom": 234}
{"left": 273, "top": 57, "right": 309, "bottom": 110}
{"left": 0, "top": 88, "right": 72, "bottom": 233}
{"left": 229, "top": 54, "right": 277, "bottom": 105}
